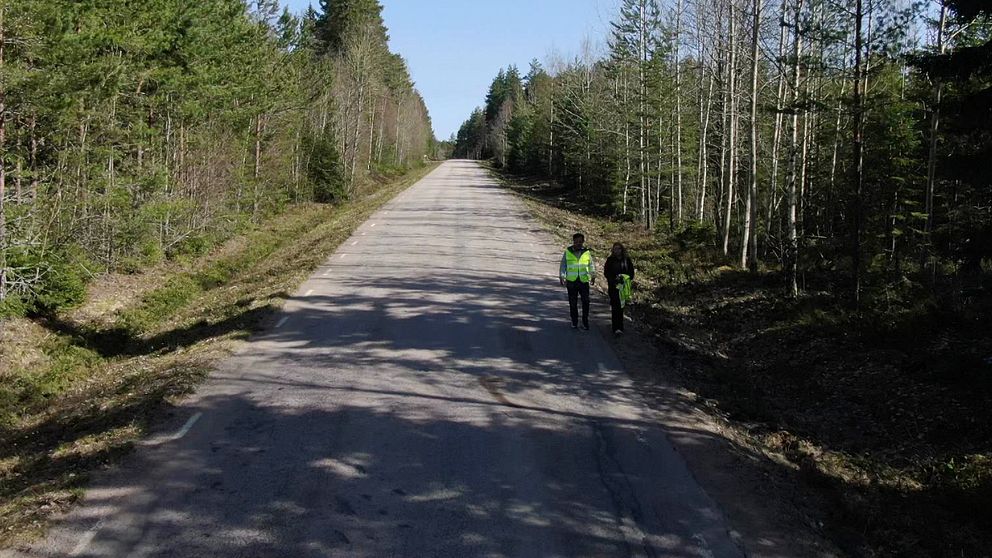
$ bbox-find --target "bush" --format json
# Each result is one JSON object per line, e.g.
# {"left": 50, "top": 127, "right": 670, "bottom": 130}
{"left": 0, "top": 384, "right": 18, "bottom": 426}
{"left": 193, "top": 265, "right": 231, "bottom": 290}
{"left": 119, "top": 238, "right": 163, "bottom": 275}
{"left": 33, "top": 262, "right": 88, "bottom": 314}
{"left": 0, "top": 294, "right": 28, "bottom": 319}
{"left": 120, "top": 275, "right": 200, "bottom": 334}
{"left": 139, "top": 239, "right": 166, "bottom": 266}
{"left": 8, "top": 245, "right": 93, "bottom": 316}
{"left": 674, "top": 222, "right": 716, "bottom": 251}
{"left": 372, "top": 162, "right": 406, "bottom": 179}
{"left": 169, "top": 234, "right": 211, "bottom": 260}
{"left": 39, "top": 336, "right": 103, "bottom": 397}
{"left": 306, "top": 132, "right": 346, "bottom": 203}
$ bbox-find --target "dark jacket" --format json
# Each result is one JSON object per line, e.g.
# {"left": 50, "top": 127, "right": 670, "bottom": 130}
{"left": 604, "top": 255, "right": 635, "bottom": 289}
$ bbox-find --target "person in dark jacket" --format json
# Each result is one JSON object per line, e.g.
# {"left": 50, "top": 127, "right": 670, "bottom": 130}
{"left": 604, "top": 242, "right": 635, "bottom": 335}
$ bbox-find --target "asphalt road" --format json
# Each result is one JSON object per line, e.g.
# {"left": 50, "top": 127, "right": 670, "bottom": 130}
{"left": 12, "top": 161, "right": 744, "bottom": 558}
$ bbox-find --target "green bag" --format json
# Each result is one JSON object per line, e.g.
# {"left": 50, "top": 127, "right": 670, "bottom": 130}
{"left": 618, "top": 274, "right": 633, "bottom": 308}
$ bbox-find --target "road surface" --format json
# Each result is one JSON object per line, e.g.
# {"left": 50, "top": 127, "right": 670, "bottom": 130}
{"left": 11, "top": 161, "right": 744, "bottom": 558}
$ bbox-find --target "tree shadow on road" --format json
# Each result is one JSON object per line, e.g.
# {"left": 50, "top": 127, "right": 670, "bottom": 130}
{"left": 32, "top": 392, "right": 742, "bottom": 558}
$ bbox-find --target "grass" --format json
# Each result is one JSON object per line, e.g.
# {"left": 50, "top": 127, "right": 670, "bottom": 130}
{"left": 498, "top": 169, "right": 992, "bottom": 558}
{"left": 0, "top": 163, "right": 438, "bottom": 547}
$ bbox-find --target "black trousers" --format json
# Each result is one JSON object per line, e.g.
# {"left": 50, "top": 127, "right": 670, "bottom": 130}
{"left": 566, "top": 280, "right": 590, "bottom": 327}
{"left": 608, "top": 285, "right": 624, "bottom": 331}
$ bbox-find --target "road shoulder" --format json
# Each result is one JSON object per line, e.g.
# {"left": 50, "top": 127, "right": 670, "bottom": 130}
{"left": 0, "top": 163, "right": 440, "bottom": 551}
{"left": 500, "top": 169, "right": 844, "bottom": 558}
{"left": 598, "top": 322, "right": 842, "bottom": 558}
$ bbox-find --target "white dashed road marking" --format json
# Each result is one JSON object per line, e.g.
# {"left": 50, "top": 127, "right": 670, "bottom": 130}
{"left": 276, "top": 317, "right": 289, "bottom": 328}
{"left": 172, "top": 413, "right": 203, "bottom": 441}
{"left": 70, "top": 519, "right": 106, "bottom": 557}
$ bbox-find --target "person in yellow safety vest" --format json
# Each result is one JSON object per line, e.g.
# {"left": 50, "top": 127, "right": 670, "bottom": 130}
{"left": 559, "top": 232, "right": 596, "bottom": 330}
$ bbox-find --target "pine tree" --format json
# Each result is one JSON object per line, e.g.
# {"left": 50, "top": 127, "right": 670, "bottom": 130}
{"left": 315, "top": 0, "right": 388, "bottom": 55}
{"left": 0, "top": 0, "right": 434, "bottom": 316}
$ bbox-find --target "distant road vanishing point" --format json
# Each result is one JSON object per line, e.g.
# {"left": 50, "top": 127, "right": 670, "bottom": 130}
{"left": 11, "top": 161, "right": 744, "bottom": 558}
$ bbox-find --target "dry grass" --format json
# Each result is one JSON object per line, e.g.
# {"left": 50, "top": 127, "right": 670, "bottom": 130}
{"left": 69, "top": 271, "right": 172, "bottom": 329}
{"left": 0, "top": 319, "right": 52, "bottom": 379}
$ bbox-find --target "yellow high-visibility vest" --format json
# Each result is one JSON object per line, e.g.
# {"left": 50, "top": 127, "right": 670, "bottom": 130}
{"left": 618, "top": 273, "right": 632, "bottom": 307}
{"left": 565, "top": 249, "right": 593, "bottom": 283}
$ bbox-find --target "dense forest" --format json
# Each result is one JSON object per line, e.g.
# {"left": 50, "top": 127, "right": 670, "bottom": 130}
{"left": 0, "top": 0, "right": 434, "bottom": 317}
{"left": 455, "top": 0, "right": 991, "bottom": 303}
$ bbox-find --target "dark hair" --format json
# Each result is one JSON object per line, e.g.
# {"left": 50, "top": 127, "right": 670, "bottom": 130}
{"left": 573, "top": 233, "right": 585, "bottom": 241}
{"left": 611, "top": 242, "right": 628, "bottom": 260}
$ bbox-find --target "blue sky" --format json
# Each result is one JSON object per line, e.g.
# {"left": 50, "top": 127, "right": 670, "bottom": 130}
{"left": 283, "top": 0, "right": 617, "bottom": 140}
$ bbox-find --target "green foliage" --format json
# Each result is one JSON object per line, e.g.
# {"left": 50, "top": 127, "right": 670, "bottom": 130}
{"left": 118, "top": 203, "right": 324, "bottom": 334}
{"left": 193, "top": 266, "right": 232, "bottom": 291}
{"left": 0, "top": 295, "right": 29, "bottom": 319}
{"left": 0, "top": 246, "right": 90, "bottom": 317}
{"left": 121, "top": 231, "right": 286, "bottom": 331}
{"left": 933, "top": 454, "right": 992, "bottom": 495}
{"left": 372, "top": 161, "right": 409, "bottom": 179}
{"left": 506, "top": 104, "right": 534, "bottom": 173}
{"left": 169, "top": 235, "right": 213, "bottom": 260}
{"left": 456, "top": 0, "right": 987, "bottom": 303}
{"left": 485, "top": 67, "right": 526, "bottom": 126}
{"left": 453, "top": 108, "right": 487, "bottom": 160}
{"left": 38, "top": 336, "right": 103, "bottom": 398}
{"left": 674, "top": 222, "right": 716, "bottom": 251}
{"left": 314, "top": 0, "right": 388, "bottom": 55}
{"left": 307, "top": 131, "right": 347, "bottom": 203}
{"left": 120, "top": 275, "right": 201, "bottom": 335}
{"left": 906, "top": 3, "right": 992, "bottom": 280}
{"left": 33, "top": 262, "right": 88, "bottom": 316}
{"left": 0, "top": 0, "right": 433, "bottom": 312}
{"left": 139, "top": 240, "right": 166, "bottom": 267}
{"left": 0, "top": 333, "right": 103, "bottom": 422}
